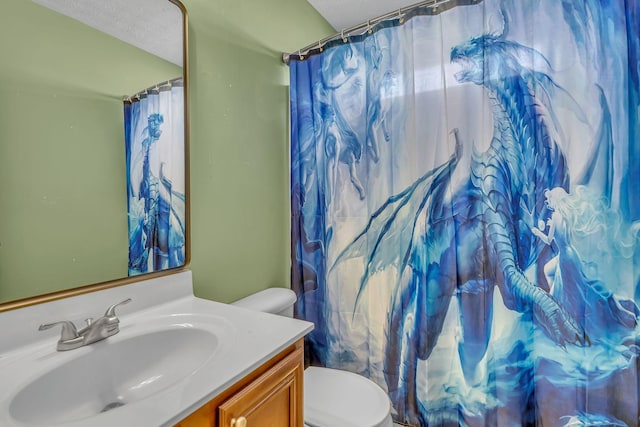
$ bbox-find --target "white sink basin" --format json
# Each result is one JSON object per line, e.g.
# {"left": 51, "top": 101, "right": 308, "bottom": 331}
{"left": 8, "top": 315, "right": 227, "bottom": 425}
{"left": 0, "top": 272, "right": 312, "bottom": 427}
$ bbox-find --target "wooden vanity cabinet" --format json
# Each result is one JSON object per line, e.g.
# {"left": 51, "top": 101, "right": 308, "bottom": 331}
{"left": 175, "top": 339, "right": 304, "bottom": 427}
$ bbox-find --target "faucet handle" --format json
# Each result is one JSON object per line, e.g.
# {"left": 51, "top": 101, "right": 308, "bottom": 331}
{"left": 104, "top": 298, "right": 132, "bottom": 317}
{"left": 38, "top": 321, "right": 79, "bottom": 340}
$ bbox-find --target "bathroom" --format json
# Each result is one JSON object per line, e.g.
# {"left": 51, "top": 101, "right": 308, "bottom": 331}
{"left": 1, "top": 0, "right": 639, "bottom": 426}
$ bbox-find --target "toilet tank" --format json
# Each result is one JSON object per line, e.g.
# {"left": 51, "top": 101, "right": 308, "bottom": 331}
{"left": 231, "top": 287, "right": 297, "bottom": 318}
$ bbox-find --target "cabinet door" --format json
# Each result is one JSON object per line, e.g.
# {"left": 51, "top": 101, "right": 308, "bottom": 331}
{"left": 218, "top": 347, "right": 303, "bottom": 427}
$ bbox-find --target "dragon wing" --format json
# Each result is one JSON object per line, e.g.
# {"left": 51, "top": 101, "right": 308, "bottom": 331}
{"left": 331, "top": 143, "right": 461, "bottom": 308}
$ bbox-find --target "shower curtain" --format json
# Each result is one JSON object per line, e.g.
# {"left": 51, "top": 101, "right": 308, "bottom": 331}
{"left": 290, "top": 0, "right": 640, "bottom": 425}
{"left": 124, "top": 78, "right": 185, "bottom": 276}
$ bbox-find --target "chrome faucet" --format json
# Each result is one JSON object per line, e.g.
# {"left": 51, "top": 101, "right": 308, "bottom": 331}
{"left": 39, "top": 298, "right": 132, "bottom": 351}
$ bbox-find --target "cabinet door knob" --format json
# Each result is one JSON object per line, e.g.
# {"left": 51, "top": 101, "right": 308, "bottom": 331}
{"left": 231, "top": 416, "right": 247, "bottom": 427}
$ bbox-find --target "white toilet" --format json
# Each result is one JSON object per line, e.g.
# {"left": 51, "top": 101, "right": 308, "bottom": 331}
{"left": 232, "top": 288, "right": 394, "bottom": 427}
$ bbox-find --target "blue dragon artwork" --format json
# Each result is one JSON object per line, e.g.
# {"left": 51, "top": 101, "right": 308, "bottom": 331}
{"left": 124, "top": 82, "right": 186, "bottom": 276}
{"left": 290, "top": 0, "right": 640, "bottom": 425}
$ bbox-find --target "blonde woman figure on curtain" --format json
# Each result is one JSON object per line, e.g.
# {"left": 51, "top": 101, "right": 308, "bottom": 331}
{"left": 532, "top": 186, "right": 639, "bottom": 341}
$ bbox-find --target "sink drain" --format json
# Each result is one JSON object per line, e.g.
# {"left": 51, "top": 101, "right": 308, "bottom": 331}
{"left": 101, "top": 401, "right": 126, "bottom": 413}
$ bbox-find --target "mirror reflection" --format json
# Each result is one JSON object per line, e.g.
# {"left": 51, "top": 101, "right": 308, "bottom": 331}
{"left": 0, "top": 0, "right": 188, "bottom": 307}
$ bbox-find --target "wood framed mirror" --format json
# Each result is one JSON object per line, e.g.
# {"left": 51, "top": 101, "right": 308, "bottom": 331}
{"left": 0, "top": 0, "right": 189, "bottom": 311}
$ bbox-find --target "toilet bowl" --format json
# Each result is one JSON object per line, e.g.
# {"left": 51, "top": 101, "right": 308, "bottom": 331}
{"left": 232, "top": 288, "right": 393, "bottom": 427}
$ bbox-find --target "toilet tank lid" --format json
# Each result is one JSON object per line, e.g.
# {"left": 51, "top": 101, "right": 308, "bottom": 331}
{"left": 231, "top": 287, "right": 297, "bottom": 314}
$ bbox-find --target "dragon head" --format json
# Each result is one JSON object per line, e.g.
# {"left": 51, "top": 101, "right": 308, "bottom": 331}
{"left": 450, "top": 33, "right": 552, "bottom": 89}
{"left": 450, "top": 34, "right": 506, "bottom": 85}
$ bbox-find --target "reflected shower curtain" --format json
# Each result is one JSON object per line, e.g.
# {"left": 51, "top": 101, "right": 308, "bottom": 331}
{"left": 290, "top": 0, "right": 640, "bottom": 425}
{"left": 124, "top": 78, "right": 185, "bottom": 276}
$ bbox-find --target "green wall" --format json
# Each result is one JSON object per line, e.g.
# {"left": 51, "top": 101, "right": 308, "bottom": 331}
{"left": 181, "top": 0, "right": 333, "bottom": 302}
{"left": 0, "top": 0, "right": 332, "bottom": 305}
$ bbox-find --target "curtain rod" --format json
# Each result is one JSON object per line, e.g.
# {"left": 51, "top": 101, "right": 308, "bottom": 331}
{"left": 123, "top": 76, "right": 184, "bottom": 103}
{"left": 282, "top": 0, "right": 482, "bottom": 64}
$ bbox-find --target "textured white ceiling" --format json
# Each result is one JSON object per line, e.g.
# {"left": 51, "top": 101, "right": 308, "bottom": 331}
{"left": 31, "top": 0, "right": 183, "bottom": 67}
{"left": 307, "top": 0, "right": 423, "bottom": 30}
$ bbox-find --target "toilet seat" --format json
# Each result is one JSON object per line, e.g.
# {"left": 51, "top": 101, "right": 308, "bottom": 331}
{"left": 303, "top": 367, "right": 393, "bottom": 427}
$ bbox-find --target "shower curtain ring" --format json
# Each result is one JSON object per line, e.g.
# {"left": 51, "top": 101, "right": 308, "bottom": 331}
{"left": 341, "top": 30, "right": 347, "bottom": 43}
{"left": 318, "top": 41, "right": 323, "bottom": 52}
{"left": 398, "top": 9, "right": 404, "bottom": 24}
{"left": 299, "top": 49, "right": 304, "bottom": 60}
{"left": 367, "top": 20, "right": 373, "bottom": 34}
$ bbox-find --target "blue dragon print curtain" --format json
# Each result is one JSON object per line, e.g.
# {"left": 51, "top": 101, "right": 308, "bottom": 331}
{"left": 290, "top": 0, "right": 640, "bottom": 425}
{"left": 124, "top": 78, "right": 186, "bottom": 276}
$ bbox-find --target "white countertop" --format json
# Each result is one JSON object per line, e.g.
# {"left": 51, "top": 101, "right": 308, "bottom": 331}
{"left": 0, "top": 270, "right": 313, "bottom": 427}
